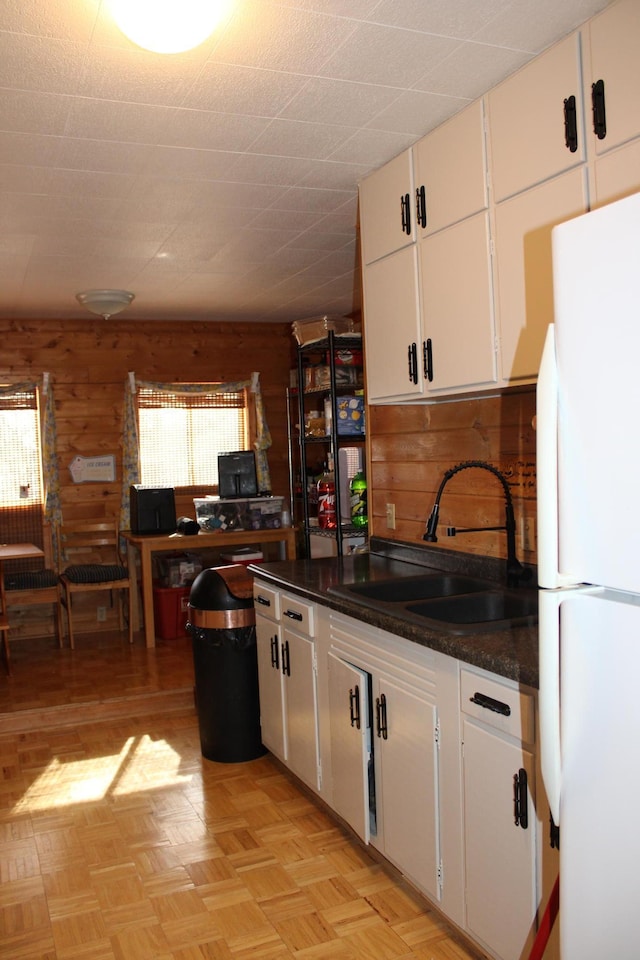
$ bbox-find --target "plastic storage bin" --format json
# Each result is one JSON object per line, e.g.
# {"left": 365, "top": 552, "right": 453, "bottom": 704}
{"left": 193, "top": 496, "right": 284, "bottom": 531}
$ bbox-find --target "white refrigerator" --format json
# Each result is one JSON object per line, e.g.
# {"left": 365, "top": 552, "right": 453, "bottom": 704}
{"left": 537, "top": 190, "right": 640, "bottom": 959}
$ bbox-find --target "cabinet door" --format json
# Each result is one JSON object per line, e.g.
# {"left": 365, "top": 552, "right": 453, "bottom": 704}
{"left": 463, "top": 719, "right": 537, "bottom": 960}
{"left": 492, "top": 167, "right": 588, "bottom": 383}
{"left": 362, "top": 245, "right": 423, "bottom": 403}
{"left": 327, "top": 652, "right": 372, "bottom": 843}
{"left": 376, "top": 677, "right": 441, "bottom": 902}
{"left": 586, "top": 0, "right": 640, "bottom": 157}
{"left": 359, "top": 149, "right": 415, "bottom": 265}
{"left": 592, "top": 138, "right": 640, "bottom": 207}
{"left": 282, "top": 625, "right": 320, "bottom": 790}
{"left": 419, "top": 211, "right": 496, "bottom": 394}
{"left": 255, "top": 613, "right": 286, "bottom": 759}
{"left": 487, "top": 33, "right": 584, "bottom": 203}
{"left": 414, "top": 98, "right": 488, "bottom": 236}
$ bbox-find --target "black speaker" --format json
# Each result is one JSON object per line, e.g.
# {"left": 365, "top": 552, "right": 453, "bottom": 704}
{"left": 130, "top": 485, "right": 177, "bottom": 535}
{"left": 218, "top": 451, "right": 258, "bottom": 498}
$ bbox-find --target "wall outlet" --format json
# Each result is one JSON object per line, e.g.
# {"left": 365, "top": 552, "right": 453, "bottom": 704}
{"left": 521, "top": 517, "right": 536, "bottom": 553}
{"left": 97, "top": 605, "right": 107, "bottom": 622}
{"left": 386, "top": 503, "right": 396, "bottom": 530}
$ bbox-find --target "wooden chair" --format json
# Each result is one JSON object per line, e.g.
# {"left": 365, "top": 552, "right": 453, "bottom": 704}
{"left": 4, "top": 523, "right": 63, "bottom": 650}
{"left": 59, "top": 519, "right": 133, "bottom": 649}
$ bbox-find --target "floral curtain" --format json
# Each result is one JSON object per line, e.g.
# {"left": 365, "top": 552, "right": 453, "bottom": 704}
{"left": 120, "top": 372, "right": 272, "bottom": 532}
{"left": 0, "top": 374, "right": 61, "bottom": 565}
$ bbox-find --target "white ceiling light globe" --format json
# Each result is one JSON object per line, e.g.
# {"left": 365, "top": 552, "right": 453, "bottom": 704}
{"left": 109, "top": 0, "right": 230, "bottom": 54}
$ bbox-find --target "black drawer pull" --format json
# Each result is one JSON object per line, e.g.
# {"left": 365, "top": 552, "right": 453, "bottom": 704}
{"left": 423, "top": 338, "right": 433, "bottom": 382}
{"left": 591, "top": 78, "right": 607, "bottom": 140}
{"left": 284, "top": 609, "right": 303, "bottom": 621}
{"left": 255, "top": 595, "right": 271, "bottom": 607}
{"left": 470, "top": 692, "right": 511, "bottom": 716}
{"left": 564, "top": 94, "right": 578, "bottom": 152}
{"left": 514, "top": 768, "right": 529, "bottom": 829}
{"left": 416, "top": 185, "right": 427, "bottom": 229}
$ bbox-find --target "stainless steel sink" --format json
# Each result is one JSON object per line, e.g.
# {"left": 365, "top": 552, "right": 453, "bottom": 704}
{"left": 333, "top": 573, "right": 490, "bottom": 604}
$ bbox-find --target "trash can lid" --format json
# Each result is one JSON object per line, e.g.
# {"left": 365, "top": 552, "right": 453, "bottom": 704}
{"left": 189, "top": 564, "right": 254, "bottom": 611}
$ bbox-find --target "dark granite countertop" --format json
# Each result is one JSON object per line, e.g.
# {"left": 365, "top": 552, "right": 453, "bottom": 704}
{"left": 249, "top": 537, "right": 539, "bottom": 688}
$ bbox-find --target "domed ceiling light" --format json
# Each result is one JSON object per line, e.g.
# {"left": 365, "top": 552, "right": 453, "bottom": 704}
{"left": 76, "top": 290, "right": 135, "bottom": 320}
{"left": 109, "top": 0, "right": 231, "bottom": 54}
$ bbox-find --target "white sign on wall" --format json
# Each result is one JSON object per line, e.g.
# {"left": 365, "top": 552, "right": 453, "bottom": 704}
{"left": 69, "top": 455, "right": 116, "bottom": 484}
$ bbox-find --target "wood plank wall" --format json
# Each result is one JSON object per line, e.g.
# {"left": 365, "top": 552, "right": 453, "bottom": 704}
{"left": 0, "top": 316, "right": 294, "bottom": 639}
{"left": 368, "top": 389, "right": 537, "bottom": 567}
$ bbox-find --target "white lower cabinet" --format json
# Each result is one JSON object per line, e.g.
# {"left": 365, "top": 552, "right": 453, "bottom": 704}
{"left": 327, "top": 612, "right": 444, "bottom": 904}
{"left": 460, "top": 667, "right": 557, "bottom": 960}
{"left": 254, "top": 582, "right": 557, "bottom": 960}
{"left": 254, "top": 583, "right": 321, "bottom": 792}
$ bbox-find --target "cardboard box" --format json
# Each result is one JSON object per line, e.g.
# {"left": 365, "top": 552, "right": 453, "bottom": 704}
{"left": 292, "top": 315, "right": 355, "bottom": 346}
{"left": 324, "top": 396, "right": 366, "bottom": 435}
{"left": 155, "top": 552, "right": 202, "bottom": 587}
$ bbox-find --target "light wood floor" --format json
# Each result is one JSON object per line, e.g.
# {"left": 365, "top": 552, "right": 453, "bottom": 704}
{"left": 0, "top": 629, "right": 486, "bottom": 960}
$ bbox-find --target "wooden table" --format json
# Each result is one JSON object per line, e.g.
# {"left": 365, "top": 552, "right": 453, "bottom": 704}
{"left": 122, "top": 527, "right": 296, "bottom": 649}
{"left": 0, "top": 542, "right": 44, "bottom": 673}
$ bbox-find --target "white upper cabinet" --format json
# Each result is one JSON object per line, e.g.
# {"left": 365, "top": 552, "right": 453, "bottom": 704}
{"left": 418, "top": 212, "right": 497, "bottom": 394}
{"left": 487, "top": 33, "right": 584, "bottom": 203}
{"left": 361, "top": 244, "right": 424, "bottom": 403}
{"left": 492, "top": 167, "right": 588, "bottom": 383}
{"left": 584, "top": 0, "right": 640, "bottom": 158}
{"left": 359, "top": 149, "right": 415, "bottom": 265}
{"left": 413, "top": 99, "right": 488, "bottom": 236}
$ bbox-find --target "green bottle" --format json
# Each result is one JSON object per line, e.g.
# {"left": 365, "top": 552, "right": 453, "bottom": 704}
{"left": 349, "top": 471, "right": 368, "bottom": 528}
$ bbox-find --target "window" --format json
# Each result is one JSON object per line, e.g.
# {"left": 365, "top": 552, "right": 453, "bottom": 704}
{"left": 0, "top": 384, "right": 46, "bottom": 565}
{"left": 137, "top": 385, "right": 251, "bottom": 488}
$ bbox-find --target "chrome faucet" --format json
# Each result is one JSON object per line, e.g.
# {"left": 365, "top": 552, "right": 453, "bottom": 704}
{"left": 423, "top": 460, "right": 530, "bottom": 587}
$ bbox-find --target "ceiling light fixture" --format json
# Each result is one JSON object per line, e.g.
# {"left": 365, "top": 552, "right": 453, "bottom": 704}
{"left": 109, "top": 0, "right": 231, "bottom": 54}
{"left": 76, "top": 290, "right": 135, "bottom": 320}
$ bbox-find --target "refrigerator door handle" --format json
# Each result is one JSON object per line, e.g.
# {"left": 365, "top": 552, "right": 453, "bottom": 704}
{"left": 537, "top": 324, "right": 576, "bottom": 588}
{"left": 538, "top": 588, "right": 562, "bottom": 826}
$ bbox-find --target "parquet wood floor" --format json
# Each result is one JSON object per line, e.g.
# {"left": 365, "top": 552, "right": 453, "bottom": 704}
{"left": 0, "top": 630, "right": 487, "bottom": 960}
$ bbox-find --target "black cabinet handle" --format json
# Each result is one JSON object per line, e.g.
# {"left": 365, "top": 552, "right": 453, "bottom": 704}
{"left": 514, "top": 768, "right": 529, "bottom": 829}
{"left": 349, "top": 685, "right": 361, "bottom": 729}
{"left": 408, "top": 342, "right": 418, "bottom": 384}
{"left": 470, "top": 692, "right": 511, "bottom": 716}
{"left": 255, "top": 595, "right": 271, "bottom": 606}
{"left": 416, "top": 185, "right": 427, "bottom": 229}
{"left": 376, "top": 693, "right": 388, "bottom": 740}
{"left": 423, "top": 338, "right": 433, "bottom": 382}
{"left": 270, "top": 635, "right": 279, "bottom": 669}
{"left": 284, "top": 609, "right": 303, "bottom": 621}
{"left": 400, "top": 193, "right": 412, "bottom": 235}
{"left": 592, "top": 78, "right": 607, "bottom": 140}
{"left": 564, "top": 95, "right": 578, "bottom": 152}
{"left": 281, "top": 640, "right": 290, "bottom": 677}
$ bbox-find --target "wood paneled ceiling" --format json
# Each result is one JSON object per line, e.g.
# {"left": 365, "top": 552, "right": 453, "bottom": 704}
{"left": 0, "top": 0, "right": 610, "bottom": 324}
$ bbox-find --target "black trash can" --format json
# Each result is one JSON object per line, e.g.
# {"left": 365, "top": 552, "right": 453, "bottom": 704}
{"left": 187, "top": 565, "right": 266, "bottom": 763}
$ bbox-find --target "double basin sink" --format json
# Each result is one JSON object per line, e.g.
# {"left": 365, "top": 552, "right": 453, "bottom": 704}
{"left": 328, "top": 572, "right": 538, "bottom": 635}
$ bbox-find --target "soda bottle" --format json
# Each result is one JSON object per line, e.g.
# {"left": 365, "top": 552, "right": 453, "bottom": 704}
{"left": 350, "top": 471, "right": 368, "bottom": 528}
{"left": 317, "top": 458, "right": 337, "bottom": 529}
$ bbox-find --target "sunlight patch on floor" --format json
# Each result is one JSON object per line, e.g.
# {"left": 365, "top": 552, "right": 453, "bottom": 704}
{"left": 12, "top": 734, "right": 192, "bottom": 812}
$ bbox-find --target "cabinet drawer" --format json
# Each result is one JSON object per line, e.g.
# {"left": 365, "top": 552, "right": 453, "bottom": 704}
{"left": 253, "top": 582, "right": 280, "bottom": 622}
{"left": 461, "top": 669, "right": 534, "bottom": 744}
{"left": 281, "top": 592, "right": 315, "bottom": 637}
